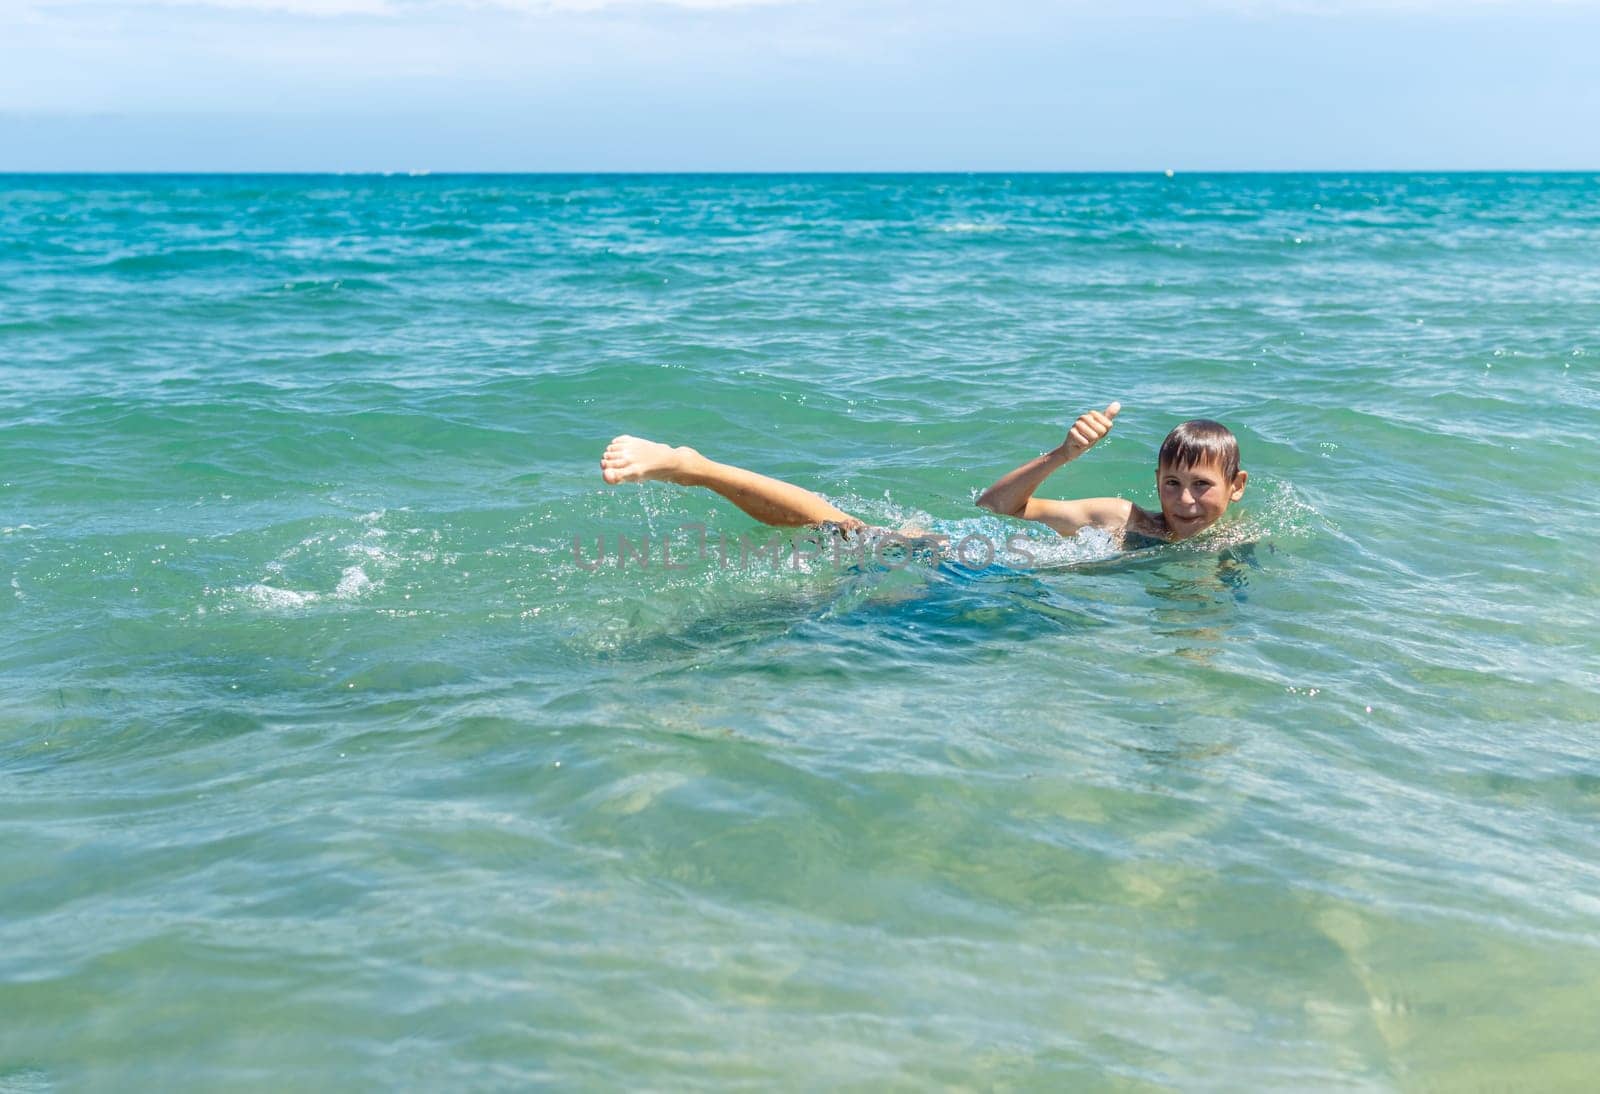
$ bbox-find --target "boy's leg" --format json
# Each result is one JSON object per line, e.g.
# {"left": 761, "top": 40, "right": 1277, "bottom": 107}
{"left": 600, "top": 435, "right": 864, "bottom": 529}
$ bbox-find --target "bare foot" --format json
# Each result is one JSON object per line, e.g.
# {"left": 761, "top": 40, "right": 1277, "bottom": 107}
{"left": 599, "top": 435, "right": 697, "bottom": 485}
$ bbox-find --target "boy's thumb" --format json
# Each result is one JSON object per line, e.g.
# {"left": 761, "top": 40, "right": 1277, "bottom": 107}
{"left": 1105, "top": 401, "right": 1122, "bottom": 419}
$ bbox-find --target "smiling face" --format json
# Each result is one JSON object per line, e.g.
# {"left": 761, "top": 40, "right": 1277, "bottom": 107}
{"left": 1156, "top": 456, "right": 1248, "bottom": 540}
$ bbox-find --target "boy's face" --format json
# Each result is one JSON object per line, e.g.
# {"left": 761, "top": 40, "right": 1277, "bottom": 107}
{"left": 1156, "top": 457, "right": 1247, "bottom": 540}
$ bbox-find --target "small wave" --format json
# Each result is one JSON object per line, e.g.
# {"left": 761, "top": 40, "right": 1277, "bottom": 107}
{"left": 97, "top": 248, "right": 253, "bottom": 274}
{"left": 275, "top": 277, "right": 390, "bottom": 294}
{"left": 0, "top": 315, "right": 99, "bottom": 335}
{"left": 935, "top": 221, "right": 1007, "bottom": 234}
{"left": 414, "top": 223, "right": 477, "bottom": 240}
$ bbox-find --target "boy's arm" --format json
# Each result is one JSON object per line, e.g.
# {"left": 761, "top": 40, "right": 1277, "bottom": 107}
{"left": 976, "top": 402, "right": 1131, "bottom": 536}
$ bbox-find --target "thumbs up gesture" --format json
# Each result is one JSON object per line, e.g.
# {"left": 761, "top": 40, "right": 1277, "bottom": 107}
{"left": 1062, "top": 401, "right": 1120, "bottom": 460}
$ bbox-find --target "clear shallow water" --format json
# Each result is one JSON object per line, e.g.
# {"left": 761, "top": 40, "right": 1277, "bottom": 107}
{"left": 2, "top": 173, "right": 1598, "bottom": 1088}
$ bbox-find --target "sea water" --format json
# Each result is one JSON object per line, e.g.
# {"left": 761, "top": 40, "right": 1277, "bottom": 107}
{"left": 2, "top": 174, "right": 1597, "bottom": 1088}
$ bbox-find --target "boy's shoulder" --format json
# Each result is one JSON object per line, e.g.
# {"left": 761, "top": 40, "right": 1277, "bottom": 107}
{"left": 1120, "top": 502, "right": 1168, "bottom": 544}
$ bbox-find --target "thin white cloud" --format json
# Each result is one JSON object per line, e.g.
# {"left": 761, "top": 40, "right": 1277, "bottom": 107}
{"left": 512, "top": 0, "right": 797, "bottom": 9}
{"left": 16, "top": 0, "right": 798, "bottom": 14}
{"left": 13, "top": 0, "right": 1600, "bottom": 16}
{"left": 17, "top": 0, "right": 393, "bottom": 13}
{"left": 1213, "top": 0, "right": 1597, "bottom": 10}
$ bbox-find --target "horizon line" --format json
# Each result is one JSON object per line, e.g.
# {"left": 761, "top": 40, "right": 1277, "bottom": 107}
{"left": 3, "top": 168, "right": 1598, "bottom": 177}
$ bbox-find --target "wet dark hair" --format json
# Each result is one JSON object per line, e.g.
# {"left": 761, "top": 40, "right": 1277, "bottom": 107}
{"left": 1158, "top": 419, "right": 1240, "bottom": 481}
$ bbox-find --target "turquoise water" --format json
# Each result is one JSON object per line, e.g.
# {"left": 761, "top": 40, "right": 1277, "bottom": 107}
{"left": 2, "top": 173, "right": 1597, "bottom": 1088}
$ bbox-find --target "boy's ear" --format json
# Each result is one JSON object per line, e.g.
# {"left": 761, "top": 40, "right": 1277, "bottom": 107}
{"left": 1229, "top": 470, "right": 1248, "bottom": 501}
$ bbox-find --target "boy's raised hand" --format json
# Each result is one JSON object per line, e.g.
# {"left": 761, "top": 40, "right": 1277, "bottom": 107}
{"left": 1062, "top": 401, "right": 1121, "bottom": 459}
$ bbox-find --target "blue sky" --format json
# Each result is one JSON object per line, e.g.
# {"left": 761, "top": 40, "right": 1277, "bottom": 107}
{"left": 2, "top": 0, "right": 1598, "bottom": 170}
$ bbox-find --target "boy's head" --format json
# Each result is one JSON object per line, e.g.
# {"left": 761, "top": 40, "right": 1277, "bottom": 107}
{"left": 1155, "top": 419, "right": 1247, "bottom": 540}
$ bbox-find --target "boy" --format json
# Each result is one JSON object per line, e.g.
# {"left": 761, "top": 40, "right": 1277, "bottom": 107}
{"left": 973, "top": 402, "right": 1247, "bottom": 544}
{"left": 597, "top": 402, "right": 1246, "bottom": 546}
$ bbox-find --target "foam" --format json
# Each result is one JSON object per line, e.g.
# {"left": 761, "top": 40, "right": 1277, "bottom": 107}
{"left": 228, "top": 510, "right": 398, "bottom": 612}
{"left": 241, "top": 583, "right": 320, "bottom": 610}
